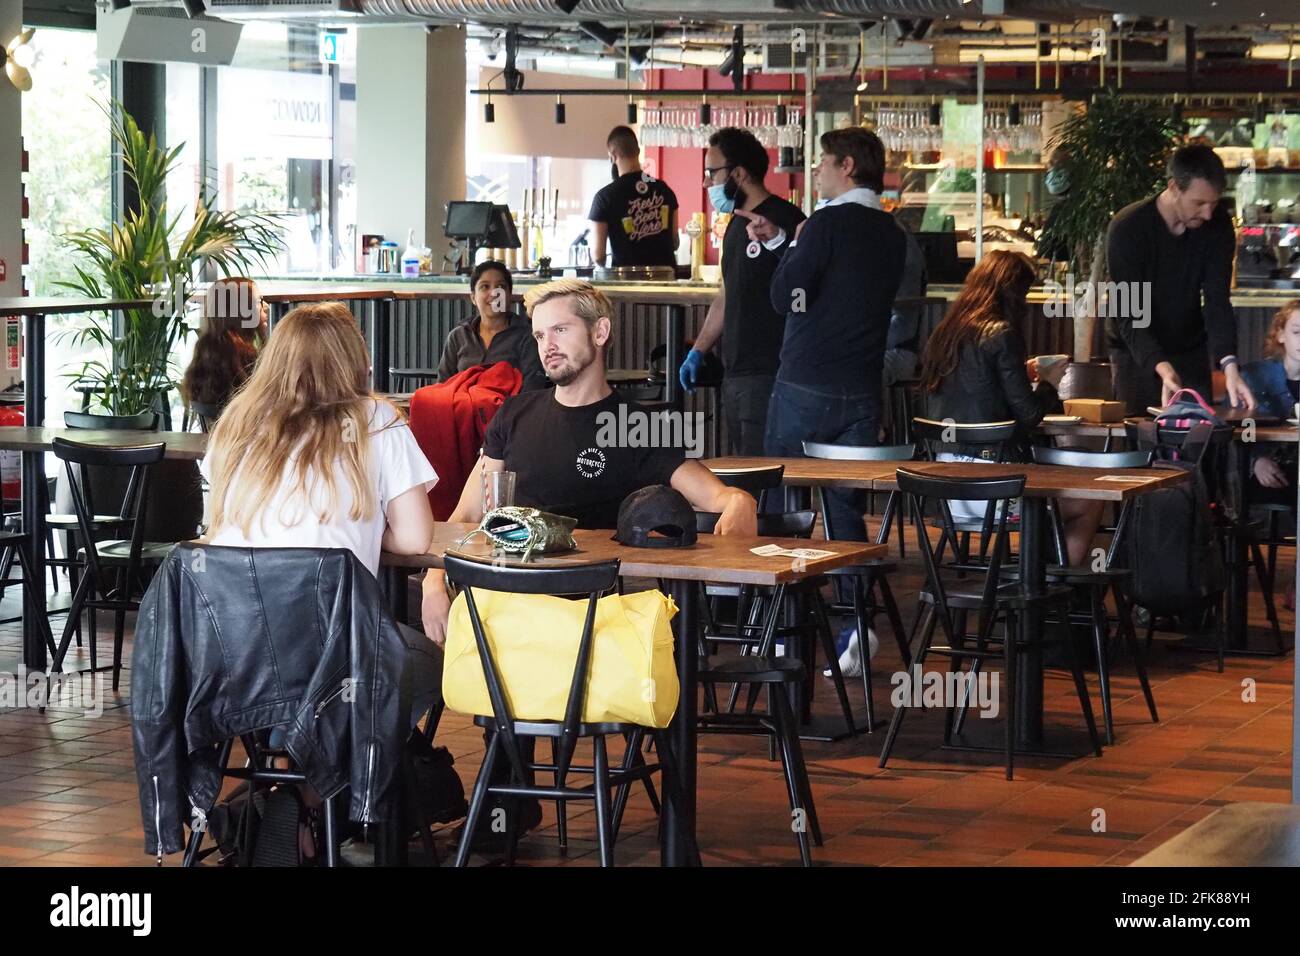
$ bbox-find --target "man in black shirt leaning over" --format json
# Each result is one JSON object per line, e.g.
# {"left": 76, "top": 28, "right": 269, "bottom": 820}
{"left": 1107, "top": 144, "right": 1255, "bottom": 413}
{"left": 745, "top": 127, "right": 907, "bottom": 543}
{"left": 678, "top": 127, "right": 805, "bottom": 455}
{"left": 421, "top": 278, "right": 758, "bottom": 645}
{"left": 588, "top": 126, "right": 680, "bottom": 269}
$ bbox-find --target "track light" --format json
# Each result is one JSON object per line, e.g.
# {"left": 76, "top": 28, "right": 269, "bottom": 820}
{"left": 928, "top": 99, "right": 942, "bottom": 126}
{"left": 555, "top": 95, "right": 566, "bottom": 124}
{"left": 1008, "top": 98, "right": 1021, "bottom": 126}
{"left": 700, "top": 102, "right": 711, "bottom": 125}
{"left": 484, "top": 99, "right": 494, "bottom": 123}
{"left": 717, "top": 25, "right": 744, "bottom": 92}
{"left": 627, "top": 100, "right": 637, "bottom": 124}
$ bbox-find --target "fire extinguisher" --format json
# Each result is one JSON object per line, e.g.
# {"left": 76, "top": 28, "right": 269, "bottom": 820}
{"left": 0, "top": 403, "right": 23, "bottom": 501}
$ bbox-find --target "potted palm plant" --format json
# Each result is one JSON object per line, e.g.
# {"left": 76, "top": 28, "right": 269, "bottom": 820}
{"left": 1037, "top": 92, "right": 1178, "bottom": 360}
{"left": 58, "top": 103, "right": 282, "bottom": 425}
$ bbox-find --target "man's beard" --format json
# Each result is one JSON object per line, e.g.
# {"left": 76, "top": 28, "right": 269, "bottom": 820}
{"left": 545, "top": 339, "right": 597, "bottom": 386}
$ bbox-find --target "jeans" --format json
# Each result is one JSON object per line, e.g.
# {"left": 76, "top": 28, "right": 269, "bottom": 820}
{"left": 764, "top": 378, "right": 880, "bottom": 541}
{"left": 722, "top": 373, "right": 777, "bottom": 457}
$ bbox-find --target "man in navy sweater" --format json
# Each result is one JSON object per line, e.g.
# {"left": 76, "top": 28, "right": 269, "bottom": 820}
{"left": 744, "top": 127, "right": 907, "bottom": 542}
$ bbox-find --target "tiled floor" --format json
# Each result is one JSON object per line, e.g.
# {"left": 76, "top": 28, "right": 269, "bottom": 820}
{"left": 0, "top": 519, "right": 1293, "bottom": 866}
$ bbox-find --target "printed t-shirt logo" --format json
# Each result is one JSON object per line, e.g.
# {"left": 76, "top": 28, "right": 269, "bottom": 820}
{"left": 576, "top": 447, "right": 607, "bottom": 478}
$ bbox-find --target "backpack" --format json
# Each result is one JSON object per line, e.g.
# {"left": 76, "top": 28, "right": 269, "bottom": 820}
{"left": 402, "top": 729, "right": 468, "bottom": 831}
{"left": 1121, "top": 420, "right": 1227, "bottom": 614}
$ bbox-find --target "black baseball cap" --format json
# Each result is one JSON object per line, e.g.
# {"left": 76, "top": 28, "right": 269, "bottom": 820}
{"left": 613, "top": 485, "right": 698, "bottom": 548}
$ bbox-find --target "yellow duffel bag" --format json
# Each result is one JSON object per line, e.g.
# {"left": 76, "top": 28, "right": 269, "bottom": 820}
{"left": 442, "top": 587, "right": 680, "bottom": 728}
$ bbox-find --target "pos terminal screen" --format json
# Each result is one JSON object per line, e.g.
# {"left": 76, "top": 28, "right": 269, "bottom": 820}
{"left": 444, "top": 201, "right": 493, "bottom": 239}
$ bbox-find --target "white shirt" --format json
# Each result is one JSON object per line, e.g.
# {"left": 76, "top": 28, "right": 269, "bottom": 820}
{"left": 766, "top": 186, "right": 883, "bottom": 250}
{"left": 200, "top": 400, "right": 437, "bottom": 579}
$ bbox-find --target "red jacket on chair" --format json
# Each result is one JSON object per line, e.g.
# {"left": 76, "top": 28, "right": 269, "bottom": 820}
{"left": 408, "top": 362, "right": 523, "bottom": 520}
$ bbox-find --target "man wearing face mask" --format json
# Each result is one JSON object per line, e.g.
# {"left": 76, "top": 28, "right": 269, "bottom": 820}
{"left": 1107, "top": 144, "right": 1255, "bottom": 413}
{"left": 588, "top": 126, "right": 680, "bottom": 269}
{"left": 678, "top": 128, "right": 805, "bottom": 455}
{"left": 1036, "top": 149, "right": 1073, "bottom": 263}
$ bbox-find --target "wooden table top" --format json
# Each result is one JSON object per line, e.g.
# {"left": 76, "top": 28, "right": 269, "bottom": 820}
{"left": 1034, "top": 416, "right": 1300, "bottom": 447}
{"left": 0, "top": 297, "right": 155, "bottom": 316}
{"left": 382, "top": 522, "right": 885, "bottom": 586}
{"left": 705, "top": 456, "right": 1187, "bottom": 501}
{"left": 0, "top": 427, "right": 208, "bottom": 460}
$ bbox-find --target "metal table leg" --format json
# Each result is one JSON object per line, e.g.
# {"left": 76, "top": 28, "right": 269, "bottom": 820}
{"left": 664, "top": 304, "right": 685, "bottom": 413}
{"left": 662, "top": 578, "right": 700, "bottom": 866}
{"left": 22, "top": 312, "right": 47, "bottom": 672}
{"left": 1015, "top": 497, "right": 1046, "bottom": 748}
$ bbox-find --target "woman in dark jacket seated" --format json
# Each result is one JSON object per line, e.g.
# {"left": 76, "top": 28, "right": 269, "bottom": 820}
{"left": 438, "top": 260, "right": 548, "bottom": 390}
{"left": 918, "top": 249, "right": 1102, "bottom": 566}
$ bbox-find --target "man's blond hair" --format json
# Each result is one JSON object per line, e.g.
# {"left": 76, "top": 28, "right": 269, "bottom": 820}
{"left": 522, "top": 279, "right": 614, "bottom": 328}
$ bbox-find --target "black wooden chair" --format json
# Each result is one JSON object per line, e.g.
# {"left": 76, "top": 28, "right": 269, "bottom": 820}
{"left": 879, "top": 468, "right": 1102, "bottom": 780}
{"left": 801, "top": 440, "right": 915, "bottom": 732}
{"left": 911, "top": 417, "right": 1020, "bottom": 569}
{"left": 182, "top": 399, "right": 223, "bottom": 434}
{"left": 694, "top": 529, "right": 825, "bottom": 865}
{"left": 1030, "top": 445, "right": 1159, "bottom": 744}
{"left": 694, "top": 509, "right": 856, "bottom": 743}
{"left": 443, "top": 553, "right": 674, "bottom": 867}
{"left": 389, "top": 368, "right": 440, "bottom": 392}
{"left": 48, "top": 439, "right": 174, "bottom": 693}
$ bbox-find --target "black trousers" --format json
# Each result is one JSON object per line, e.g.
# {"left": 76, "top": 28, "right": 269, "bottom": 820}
{"left": 1110, "top": 344, "right": 1213, "bottom": 415}
{"left": 721, "top": 373, "right": 777, "bottom": 457}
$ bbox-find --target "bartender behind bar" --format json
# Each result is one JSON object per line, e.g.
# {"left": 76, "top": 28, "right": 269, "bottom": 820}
{"left": 1107, "top": 144, "right": 1255, "bottom": 412}
{"left": 588, "top": 126, "right": 679, "bottom": 268}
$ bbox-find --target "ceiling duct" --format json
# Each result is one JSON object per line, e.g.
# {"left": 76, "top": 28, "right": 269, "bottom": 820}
{"left": 356, "top": 1, "right": 1077, "bottom": 23}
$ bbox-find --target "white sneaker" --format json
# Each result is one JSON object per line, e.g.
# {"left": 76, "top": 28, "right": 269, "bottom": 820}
{"left": 824, "top": 628, "right": 878, "bottom": 678}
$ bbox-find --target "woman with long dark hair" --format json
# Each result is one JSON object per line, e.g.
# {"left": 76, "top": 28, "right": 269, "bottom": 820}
{"left": 919, "top": 250, "right": 1100, "bottom": 565}
{"left": 181, "top": 277, "right": 267, "bottom": 412}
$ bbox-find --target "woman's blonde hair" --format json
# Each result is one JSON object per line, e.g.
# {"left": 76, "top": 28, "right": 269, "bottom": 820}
{"left": 1264, "top": 298, "right": 1300, "bottom": 359}
{"left": 206, "top": 302, "right": 395, "bottom": 535}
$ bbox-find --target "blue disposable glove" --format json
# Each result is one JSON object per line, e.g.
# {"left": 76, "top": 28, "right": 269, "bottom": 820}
{"left": 679, "top": 348, "right": 705, "bottom": 394}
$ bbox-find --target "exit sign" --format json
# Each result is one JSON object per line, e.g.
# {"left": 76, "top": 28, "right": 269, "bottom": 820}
{"left": 319, "top": 32, "right": 344, "bottom": 64}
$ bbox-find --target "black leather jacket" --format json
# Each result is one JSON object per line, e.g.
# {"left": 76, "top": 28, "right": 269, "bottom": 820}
{"left": 132, "top": 544, "right": 416, "bottom": 857}
{"left": 922, "top": 322, "right": 1060, "bottom": 459}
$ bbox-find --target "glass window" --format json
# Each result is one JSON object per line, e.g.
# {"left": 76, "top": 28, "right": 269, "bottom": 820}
{"left": 216, "top": 21, "right": 352, "bottom": 274}
{"left": 20, "top": 27, "right": 110, "bottom": 431}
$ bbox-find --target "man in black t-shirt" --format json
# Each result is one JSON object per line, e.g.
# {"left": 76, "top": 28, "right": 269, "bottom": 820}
{"left": 421, "top": 278, "right": 758, "bottom": 645}
{"left": 679, "top": 128, "right": 805, "bottom": 456}
{"left": 1107, "top": 144, "right": 1255, "bottom": 413}
{"left": 418, "top": 279, "right": 759, "bottom": 847}
{"left": 588, "top": 126, "right": 680, "bottom": 268}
